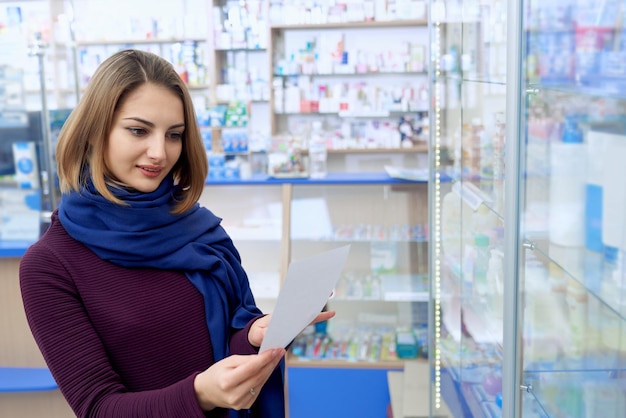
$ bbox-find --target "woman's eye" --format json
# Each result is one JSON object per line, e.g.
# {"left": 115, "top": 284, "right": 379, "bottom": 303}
{"left": 168, "top": 132, "right": 183, "bottom": 141}
{"left": 128, "top": 127, "right": 147, "bottom": 136}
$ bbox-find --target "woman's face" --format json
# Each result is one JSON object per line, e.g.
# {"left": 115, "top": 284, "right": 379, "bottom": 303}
{"left": 105, "top": 82, "right": 184, "bottom": 193}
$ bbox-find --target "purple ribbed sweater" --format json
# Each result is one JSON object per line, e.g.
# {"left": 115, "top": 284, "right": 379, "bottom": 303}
{"left": 19, "top": 212, "right": 259, "bottom": 418}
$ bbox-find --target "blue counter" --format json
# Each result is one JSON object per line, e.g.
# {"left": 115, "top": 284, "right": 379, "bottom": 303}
{"left": 0, "top": 240, "right": 33, "bottom": 258}
{"left": 0, "top": 367, "right": 58, "bottom": 393}
{"left": 205, "top": 171, "right": 431, "bottom": 185}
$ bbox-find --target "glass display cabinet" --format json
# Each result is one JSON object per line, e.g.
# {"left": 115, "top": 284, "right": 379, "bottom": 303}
{"left": 431, "top": 0, "right": 626, "bottom": 416}
{"left": 510, "top": 0, "right": 626, "bottom": 416}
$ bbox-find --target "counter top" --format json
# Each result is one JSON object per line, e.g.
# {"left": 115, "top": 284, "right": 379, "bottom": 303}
{"left": 205, "top": 171, "right": 432, "bottom": 185}
{"left": 0, "top": 367, "right": 58, "bottom": 393}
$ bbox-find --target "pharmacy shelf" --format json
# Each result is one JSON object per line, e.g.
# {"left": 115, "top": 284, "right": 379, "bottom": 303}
{"left": 76, "top": 37, "right": 207, "bottom": 46}
{"left": 270, "top": 19, "right": 428, "bottom": 30}
{"left": 273, "top": 71, "right": 428, "bottom": 78}
{"left": 274, "top": 110, "right": 424, "bottom": 117}
{"left": 286, "top": 356, "right": 410, "bottom": 369}
{"left": 327, "top": 145, "right": 428, "bottom": 154}
{"left": 268, "top": 17, "right": 430, "bottom": 156}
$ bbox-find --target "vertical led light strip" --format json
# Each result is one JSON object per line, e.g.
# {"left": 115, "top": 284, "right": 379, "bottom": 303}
{"left": 432, "top": 5, "right": 443, "bottom": 412}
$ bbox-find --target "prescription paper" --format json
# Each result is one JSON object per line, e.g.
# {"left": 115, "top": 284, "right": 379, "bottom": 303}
{"left": 259, "top": 245, "right": 350, "bottom": 353}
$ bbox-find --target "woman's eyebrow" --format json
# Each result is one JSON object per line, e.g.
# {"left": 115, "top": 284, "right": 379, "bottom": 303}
{"left": 123, "top": 117, "right": 154, "bottom": 127}
{"left": 123, "top": 117, "right": 184, "bottom": 130}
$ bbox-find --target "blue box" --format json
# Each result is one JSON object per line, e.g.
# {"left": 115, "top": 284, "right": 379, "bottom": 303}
{"left": 208, "top": 153, "right": 225, "bottom": 168}
{"left": 395, "top": 329, "right": 418, "bottom": 359}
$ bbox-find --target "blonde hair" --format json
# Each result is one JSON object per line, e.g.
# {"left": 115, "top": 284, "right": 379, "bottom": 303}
{"left": 55, "top": 49, "right": 207, "bottom": 214}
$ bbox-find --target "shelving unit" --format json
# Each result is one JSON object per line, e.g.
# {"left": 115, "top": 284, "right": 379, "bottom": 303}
{"left": 198, "top": 171, "right": 429, "bottom": 418}
{"left": 4, "top": 0, "right": 433, "bottom": 177}
{"left": 0, "top": 0, "right": 78, "bottom": 111}
{"left": 7, "top": 0, "right": 210, "bottom": 110}
{"left": 75, "top": 38, "right": 211, "bottom": 96}
{"left": 267, "top": 18, "right": 430, "bottom": 170}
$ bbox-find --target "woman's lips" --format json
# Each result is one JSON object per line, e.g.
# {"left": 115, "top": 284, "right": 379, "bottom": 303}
{"left": 138, "top": 165, "right": 162, "bottom": 177}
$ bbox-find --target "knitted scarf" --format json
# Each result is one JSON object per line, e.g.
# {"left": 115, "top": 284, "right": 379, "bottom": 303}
{"left": 58, "top": 174, "right": 284, "bottom": 418}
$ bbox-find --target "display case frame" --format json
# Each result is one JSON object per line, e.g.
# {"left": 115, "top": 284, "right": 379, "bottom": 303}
{"left": 429, "top": 0, "right": 510, "bottom": 416}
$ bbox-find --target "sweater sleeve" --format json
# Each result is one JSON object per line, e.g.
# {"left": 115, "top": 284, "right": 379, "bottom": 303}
{"left": 228, "top": 316, "right": 265, "bottom": 355}
{"left": 19, "top": 242, "right": 210, "bottom": 418}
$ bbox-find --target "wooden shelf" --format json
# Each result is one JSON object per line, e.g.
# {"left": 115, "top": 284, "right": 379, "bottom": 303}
{"left": 270, "top": 19, "right": 428, "bottom": 31}
{"left": 76, "top": 37, "right": 207, "bottom": 46}
{"left": 273, "top": 71, "right": 428, "bottom": 78}
{"left": 328, "top": 145, "right": 428, "bottom": 154}
{"left": 274, "top": 110, "right": 426, "bottom": 117}
{"left": 287, "top": 356, "right": 427, "bottom": 369}
{"left": 215, "top": 47, "right": 267, "bottom": 52}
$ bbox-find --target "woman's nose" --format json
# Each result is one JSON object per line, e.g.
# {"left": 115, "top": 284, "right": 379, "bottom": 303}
{"left": 146, "top": 136, "right": 166, "bottom": 161}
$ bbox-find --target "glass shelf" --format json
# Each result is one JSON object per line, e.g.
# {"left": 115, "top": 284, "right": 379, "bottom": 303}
{"left": 438, "top": 73, "right": 508, "bottom": 87}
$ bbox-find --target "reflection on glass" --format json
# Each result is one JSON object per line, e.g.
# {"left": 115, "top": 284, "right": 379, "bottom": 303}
{"left": 521, "top": 0, "right": 626, "bottom": 416}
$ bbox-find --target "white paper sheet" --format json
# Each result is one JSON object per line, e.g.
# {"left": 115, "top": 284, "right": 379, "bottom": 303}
{"left": 259, "top": 245, "right": 350, "bottom": 353}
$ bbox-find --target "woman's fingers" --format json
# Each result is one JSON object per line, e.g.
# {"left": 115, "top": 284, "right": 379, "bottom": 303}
{"left": 248, "top": 315, "right": 272, "bottom": 347}
{"left": 226, "top": 348, "right": 284, "bottom": 384}
{"left": 310, "top": 310, "right": 335, "bottom": 325}
{"left": 229, "top": 348, "right": 285, "bottom": 409}
{"left": 196, "top": 348, "right": 285, "bottom": 411}
{"left": 251, "top": 308, "right": 336, "bottom": 347}
{"left": 242, "top": 349, "right": 285, "bottom": 405}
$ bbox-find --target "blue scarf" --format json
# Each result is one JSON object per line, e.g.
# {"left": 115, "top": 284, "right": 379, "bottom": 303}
{"left": 58, "top": 175, "right": 284, "bottom": 418}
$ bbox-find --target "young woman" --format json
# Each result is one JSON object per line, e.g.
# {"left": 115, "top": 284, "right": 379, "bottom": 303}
{"left": 19, "top": 49, "right": 332, "bottom": 418}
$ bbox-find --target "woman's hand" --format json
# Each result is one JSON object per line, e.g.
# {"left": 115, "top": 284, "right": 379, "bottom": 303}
{"left": 248, "top": 310, "right": 336, "bottom": 348}
{"left": 193, "top": 348, "right": 285, "bottom": 411}
{"left": 310, "top": 309, "right": 336, "bottom": 326}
